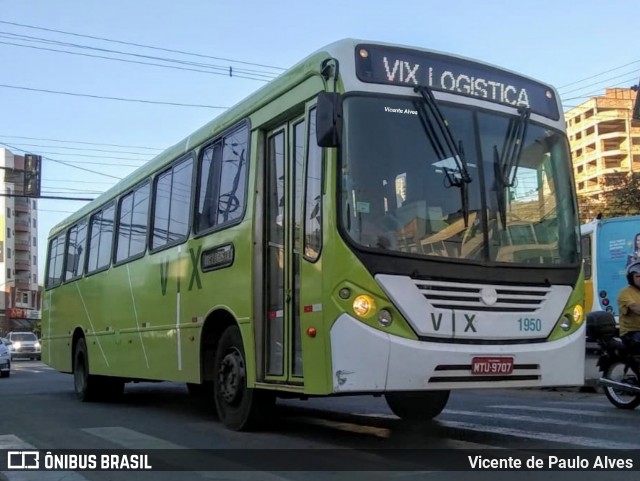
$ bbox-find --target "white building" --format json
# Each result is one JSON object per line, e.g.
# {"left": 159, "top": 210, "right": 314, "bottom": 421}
{"left": 0, "top": 148, "right": 40, "bottom": 334}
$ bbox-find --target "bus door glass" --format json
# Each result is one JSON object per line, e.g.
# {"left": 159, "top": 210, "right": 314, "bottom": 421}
{"left": 265, "top": 116, "right": 306, "bottom": 380}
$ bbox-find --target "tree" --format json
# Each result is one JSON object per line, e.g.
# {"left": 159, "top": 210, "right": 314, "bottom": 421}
{"left": 605, "top": 172, "right": 640, "bottom": 217}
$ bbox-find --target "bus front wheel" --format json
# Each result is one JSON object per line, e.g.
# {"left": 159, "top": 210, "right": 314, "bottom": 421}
{"left": 213, "top": 325, "right": 273, "bottom": 430}
{"left": 385, "top": 390, "right": 450, "bottom": 421}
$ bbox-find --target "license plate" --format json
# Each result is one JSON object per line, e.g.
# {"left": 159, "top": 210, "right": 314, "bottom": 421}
{"left": 471, "top": 357, "right": 514, "bottom": 375}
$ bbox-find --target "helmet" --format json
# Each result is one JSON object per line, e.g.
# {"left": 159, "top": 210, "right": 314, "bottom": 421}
{"left": 627, "top": 261, "right": 640, "bottom": 286}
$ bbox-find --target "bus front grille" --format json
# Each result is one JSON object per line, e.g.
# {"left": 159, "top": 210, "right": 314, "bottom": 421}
{"left": 414, "top": 279, "right": 550, "bottom": 313}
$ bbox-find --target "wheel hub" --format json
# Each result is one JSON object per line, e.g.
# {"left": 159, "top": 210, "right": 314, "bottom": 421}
{"left": 218, "top": 349, "right": 245, "bottom": 404}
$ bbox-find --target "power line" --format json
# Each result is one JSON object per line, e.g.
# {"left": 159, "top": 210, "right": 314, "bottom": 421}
{"left": 4, "top": 142, "right": 156, "bottom": 156}
{"left": 558, "top": 59, "right": 640, "bottom": 90}
{"left": 0, "top": 83, "right": 228, "bottom": 109}
{"left": 559, "top": 68, "right": 640, "bottom": 96}
{"left": 562, "top": 75, "right": 640, "bottom": 101}
{"left": 0, "top": 135, "right": 163, "bottom": 151}
{"left": 0, "top": 39, "right": 276, "bottom": 82}
{"left": 0, "top": 20, "right": 286, "bottom": 71}
{"left": 0, "top": 31, "right": 279, "bottom": 79}
{"left": 0, "top": 142, "right": 123, "bottom": 180}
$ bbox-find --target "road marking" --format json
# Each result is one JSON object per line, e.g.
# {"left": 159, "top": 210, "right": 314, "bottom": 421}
{"left": 489, "top": 404, "right": 636, "bottom": 419}
{"left": 0, "top": 434, "right": 90, "bottom": 481}
{"left": 445, "top": 408, "right": 615, "bottom": 430}
{"left": 437, "top": 420, "right": 640, "bottom": 449}
{"left": 82, "top": 426, "right": 290, "bottom": 480}
{"left": 82, "top": 426, "right": 184, "bottom": 449}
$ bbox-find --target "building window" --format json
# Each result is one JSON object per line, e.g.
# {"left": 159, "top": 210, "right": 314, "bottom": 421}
{"left": 32, "top": 236, "right": 36, "bottom": 247}
{"left": 32, "top": 218, "right": 36, "bottom": 228}
{"left": 33, "top": 255, "right": 36, "bottom": 266}
{"left": 6, "top": 208, "right": 10, "bottom": 219}
{"left": 6, "top": 269, "right": 10, "bottom": 279}
{"left": 6, "top": 248, "right": 10, "bottom": 260}
{"left": 21, "top": 292, "right": 28, "bottom": 304}
{"left": 6, "top": 228, "right": 10, "bottom": 239}
{"left": 33, "top": 273, "right": 36, "bottom": 284}
{"left": 32, "top": 200, "right": 36, "bottom": 209}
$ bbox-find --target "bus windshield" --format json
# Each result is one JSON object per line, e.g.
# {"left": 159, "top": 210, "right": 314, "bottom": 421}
{"left": 340, "top": 95, "right": 579, "bottom": 266}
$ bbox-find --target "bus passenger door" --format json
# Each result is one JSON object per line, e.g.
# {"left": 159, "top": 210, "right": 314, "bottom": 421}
{"left": 264, "top": 108, "right": 320, "bottom": 384}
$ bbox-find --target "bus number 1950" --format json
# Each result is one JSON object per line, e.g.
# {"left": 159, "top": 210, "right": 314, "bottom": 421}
{"left": 517, "top": 318, "right": 542, "bottom": 332}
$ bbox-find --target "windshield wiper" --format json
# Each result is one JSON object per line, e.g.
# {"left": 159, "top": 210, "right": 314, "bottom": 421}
{"left": 493, "top": 106, "right": 531, "bottom": 227}
{"left": 413, "top": 85, "right": 472, "bottom": 226}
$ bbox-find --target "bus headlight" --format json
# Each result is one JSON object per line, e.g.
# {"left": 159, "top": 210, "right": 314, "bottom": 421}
{"left": 560, "top": 315, "right": 572, "bottom": 331}
{"left": 353, "top": 295, "right": 376, "bottom": 318}
{"left": 573, "top": 304, "right": 584, "bottom": 324}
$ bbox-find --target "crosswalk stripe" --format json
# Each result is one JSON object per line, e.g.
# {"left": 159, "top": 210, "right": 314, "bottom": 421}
{"left": 82, "top": 427, "right": 290, "bottom": 480}
{"left": 438, "top": 420, "right": 640, "bottom": 449}
{"left": 445, "top": 409, "right": 614, "bottom": 430}
{"left": 489, "top": 405, "right": 635, "bottom": 419}
{"left": 545, "top": 400, "right": 610, "bottom": 409}
{"left": 82, "top": 426, "right": 184, "bottom": 449}
{"left": 0, "top": 434, "right": 90, "bottom": 481}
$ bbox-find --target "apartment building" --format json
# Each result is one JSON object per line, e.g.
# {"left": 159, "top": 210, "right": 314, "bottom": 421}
{"left": 0, "top": 148, "right": 41, "bottom": 335}
{"left": 565, "top": 88, "right": 640, "bottom": 219}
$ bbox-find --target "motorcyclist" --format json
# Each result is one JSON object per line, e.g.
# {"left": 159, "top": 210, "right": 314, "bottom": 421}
{"left": 617, "top": 261, "right": 640, "bottom": 349}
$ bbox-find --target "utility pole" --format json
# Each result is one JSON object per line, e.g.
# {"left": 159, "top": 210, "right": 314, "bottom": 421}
{"left": 632, "top": 79, "right": 640, "bottom": 121}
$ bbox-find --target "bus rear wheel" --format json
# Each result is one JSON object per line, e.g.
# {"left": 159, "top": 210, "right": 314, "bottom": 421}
{"left": 213, "top": 325, "right": 273, "bottom": 431}
{"left": 73, "top": 338, "right": 124, "bottom": 402}
{"left": 385, "top": 390, "right": 450, "bottom": 421}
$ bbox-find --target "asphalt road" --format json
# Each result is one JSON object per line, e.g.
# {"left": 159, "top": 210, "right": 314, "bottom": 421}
{"left": 1, "top": 360, "right": 639, "bottom": 481}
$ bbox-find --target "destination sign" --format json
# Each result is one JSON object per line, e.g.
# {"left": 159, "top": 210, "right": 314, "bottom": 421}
{"left": 355, "top": 44, "right": 559, "bottom": 120}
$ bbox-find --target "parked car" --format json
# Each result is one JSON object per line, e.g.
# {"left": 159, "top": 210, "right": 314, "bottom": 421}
{"left": 6, "top": 331, "right": 41, "bottom": 360}
{"left": 0, "top": 339, "right": 11, "bottom": 377}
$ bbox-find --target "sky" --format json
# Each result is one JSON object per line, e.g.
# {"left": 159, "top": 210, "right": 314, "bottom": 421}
{"left": 0, "top": 0, "right": 638, "bottom": 281}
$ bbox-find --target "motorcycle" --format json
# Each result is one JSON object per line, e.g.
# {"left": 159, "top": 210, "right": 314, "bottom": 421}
{"left": 587, "top": 311, "right": 640, "bottom": 409}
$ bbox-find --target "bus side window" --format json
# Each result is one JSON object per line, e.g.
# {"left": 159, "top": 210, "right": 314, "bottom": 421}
{"left": 581, "top": 234, "right": 592, "bottom": 280}
{"left": 196, "top": 124, "right": 249, "bottom": 233}
{"left": 65, "top": 219, "right": 88, "bottom": 281}
{"left": 46, "top": 233, "right": 66, "bottom": 288}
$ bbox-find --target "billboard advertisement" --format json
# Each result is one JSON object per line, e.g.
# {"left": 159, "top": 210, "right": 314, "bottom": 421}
{"left": 596, "top": 216, "right": 640, "bottom": 315}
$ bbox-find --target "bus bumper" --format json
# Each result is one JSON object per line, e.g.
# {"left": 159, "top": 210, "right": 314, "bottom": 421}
{"left": 330, "top": 313, "right": 585, "bottom": 393}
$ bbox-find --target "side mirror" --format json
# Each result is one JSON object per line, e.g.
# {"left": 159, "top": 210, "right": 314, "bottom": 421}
{"left": 316, "top": 92, "right": 342, "bottom": 148}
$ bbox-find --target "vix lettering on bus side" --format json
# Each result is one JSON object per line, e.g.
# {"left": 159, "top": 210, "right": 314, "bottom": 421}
{"left": 159, "top": 247, "right": 203, "bottom": 296}
{"left": 430, "top": 312, "right": 477, "bottom": 333}
{"left": 382, "top": 57, "right": 530, "bottom": 108}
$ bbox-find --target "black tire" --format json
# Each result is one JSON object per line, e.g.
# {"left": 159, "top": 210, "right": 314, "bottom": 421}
{"left": 73, "top": 338, "right": 124, "bottom": 402}
{"left": 0, "top": 371, "right": 9, "bottom": 378}
{"left": 213, "top": 325, "right": 274, "bottom": 431}
{"left": 385, "top": 390, "right": 450, "bottom": 421}
{"left": 603, "top": 361, "right": 640, "bottom": 410}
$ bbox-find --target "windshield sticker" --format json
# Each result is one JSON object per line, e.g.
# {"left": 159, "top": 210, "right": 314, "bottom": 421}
{"left": 356, "top": 201, "right": 370, "bottom": 213}
{"left": 384, "top": 106, "right": 418, "bottom": 115}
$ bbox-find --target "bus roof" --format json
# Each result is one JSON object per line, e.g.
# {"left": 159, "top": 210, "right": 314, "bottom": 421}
{"left": 48, "top": 38, "right": 560, "bottom": 238}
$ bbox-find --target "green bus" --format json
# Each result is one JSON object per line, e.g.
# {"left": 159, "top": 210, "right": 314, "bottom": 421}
{"left": 43, "top": 39, "right": 585, "bottom": 431}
